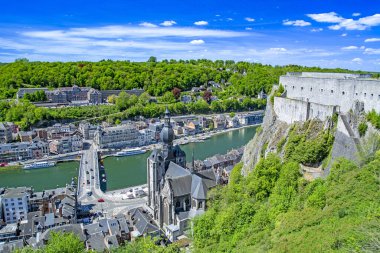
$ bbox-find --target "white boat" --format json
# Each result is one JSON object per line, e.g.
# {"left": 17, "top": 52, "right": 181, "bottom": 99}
{"left": 114, "top": 148, "right": 146, "bottom": 157}
{"left": 23, "top": 161, "right": 57, "bottom": 170}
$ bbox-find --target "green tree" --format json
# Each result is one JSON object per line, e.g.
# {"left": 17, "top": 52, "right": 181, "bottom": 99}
{"left": 160, "top": 91, "right": 176, "bottom": 103}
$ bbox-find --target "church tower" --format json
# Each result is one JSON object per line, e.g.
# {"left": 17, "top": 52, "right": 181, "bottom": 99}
{"left": 147, "top": 108, "right": 186, "bottom": 220}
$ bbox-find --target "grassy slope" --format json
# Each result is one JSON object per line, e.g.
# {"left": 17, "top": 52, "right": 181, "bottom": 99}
{"left": 193, "top": 120, "right": 380, "bottom": 253}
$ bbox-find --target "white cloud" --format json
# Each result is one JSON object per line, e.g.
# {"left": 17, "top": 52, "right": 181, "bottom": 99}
{"left": 283, "top": 19, "right": 311, "bottom": 27}
{"left": 341, "top": 46, "right": 358, "bottom": 50}
{"left": 194, "top": 21, "right": 208, "bottom": 26}
{"left": 364, "top": 48, "right": 380, "bottom": 54}
{"left": 245, "top": 27, "right": 252, "bottom": 31}
{"left": 352, "top": 57, "right": 363, "bottom": 64}
{"left": 352, "top": 13, "right": 361, "bottom": 17}
{"left": 269, "top": 47, "right": 287, "bottom": 53}
{"left": 307, "top": 12, "right": 344, "bottom": 23}
{"left": 226, "top": 18, "right": 234, "bottom": 21}
{"left": 360, "top": 46, "right": 366, "bottom": 49}
{"left": 310, "top": 28, "right": 323, "bottom": 32}
{"left": 307, "top": 12, "right": 380, "bottom": 30}
{"left": 139, "top": 22, "right": 157, "bottom": 28}
{"left": 245, "top": 17, "right": 255, "bottom": 22}
{"left": 189, "top": 39, "right": 205, "bottom": 45}
{"left": 160, "top": 20, "right": 176, "bottom": 27}
{"left": 365, "top": 38, "right": 380, "bottom": 42}
{"left": 23, "top": 25, "right": 247, "bottom": 39}
{"left": 341, "top": 33, "right": 348, "bottom": 37}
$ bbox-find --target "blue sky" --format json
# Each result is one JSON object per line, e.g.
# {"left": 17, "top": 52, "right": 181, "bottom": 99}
{"left": 0, "top": 0, "right": 379, "bottom": 71}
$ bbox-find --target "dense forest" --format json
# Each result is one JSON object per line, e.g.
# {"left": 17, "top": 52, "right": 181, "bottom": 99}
{"left": 0, "top": 58, "right": 373, "bottom": 99}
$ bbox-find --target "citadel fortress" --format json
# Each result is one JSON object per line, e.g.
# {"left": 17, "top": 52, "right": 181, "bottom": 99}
{"left": 243, "top": 71, "right": 380, "bottom": 176}
{"left": 274, "top": 72, "right": 379, "bottom": 124}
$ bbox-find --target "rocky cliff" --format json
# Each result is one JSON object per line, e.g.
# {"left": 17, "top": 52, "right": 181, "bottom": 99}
{"left": 242, "top": 91, "right": 375, "bottom": 178}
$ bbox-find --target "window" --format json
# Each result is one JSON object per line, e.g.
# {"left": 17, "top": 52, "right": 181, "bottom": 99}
{"left": 371, "top": 94, "right": 374, "bottom": 98}
{"left": 292, "top": 86, "right": 295, "bottom": 89}
{"left": 364, "top": 93, "right": 367, "bottom": 97}
{"left": 301, "top": 87, "right": 304, "bottom": 91}
{"left": 331, "top": 90, "right": 334, "bottom": 93}
{"left": 310, "top": 87, "right": 313, "bottom": 91}
{"left": 321, "top": 89, "right": 324, "bottom": 92}
{"left": 342, "top": 91, "right": 345, "bottom": 95}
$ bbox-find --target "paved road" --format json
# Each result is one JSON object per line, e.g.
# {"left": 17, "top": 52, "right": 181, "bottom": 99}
{"left": 77, "top": 142, "right": 146, "bottom": 216}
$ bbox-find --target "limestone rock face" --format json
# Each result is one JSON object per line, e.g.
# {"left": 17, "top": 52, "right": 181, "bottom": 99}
{"left": 241, "top": 91, "right": 290, "bottom": 176}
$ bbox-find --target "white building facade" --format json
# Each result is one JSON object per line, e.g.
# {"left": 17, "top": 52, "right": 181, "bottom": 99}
{"left": 1, "top": 188, "right": 30, "bottom": 224}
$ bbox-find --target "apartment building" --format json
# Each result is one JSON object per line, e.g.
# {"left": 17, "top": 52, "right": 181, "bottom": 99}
{"left": 94, "top": 125, "right": 140, "bottom": 149}
{"left": 1, "top": 187, "right": 31, "bottom": 224}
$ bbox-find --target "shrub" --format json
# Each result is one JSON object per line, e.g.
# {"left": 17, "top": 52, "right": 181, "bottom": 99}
{"left": 358, "top": 121, "right": 368, "bottom": 137}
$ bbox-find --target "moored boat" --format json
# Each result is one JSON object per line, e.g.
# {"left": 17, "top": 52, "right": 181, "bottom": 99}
{"left": 23, "top": 161, "right": 57, "bottom": 170}
{"left": 114, "top": 147, "right": 146, "bottom": 157}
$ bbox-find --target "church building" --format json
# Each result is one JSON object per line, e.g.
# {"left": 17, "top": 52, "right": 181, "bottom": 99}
{"left": 146, "top": 108, "right": 217, "bottom": 241}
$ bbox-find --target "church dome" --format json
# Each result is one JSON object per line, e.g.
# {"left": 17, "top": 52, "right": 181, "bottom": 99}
{"left": 160, "top": 108, "right": 174, "bottom": 145}
{"left": 160, "top": 124, "right": 174, "bottom": 144}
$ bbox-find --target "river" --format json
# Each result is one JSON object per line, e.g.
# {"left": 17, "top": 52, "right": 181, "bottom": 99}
{"left": 0, "top": 126, "right": 257, "bottom": 192}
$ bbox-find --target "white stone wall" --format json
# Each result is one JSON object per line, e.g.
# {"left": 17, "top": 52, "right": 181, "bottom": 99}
{"left": 274, "top": 97, "right": 337, "bottom": 124}
{"left": 280, "top": 75, "right": 380, "bottom": 113}
{"left": 274, "top": 97, "right": 308, "bottom": 124}
{"left": 309, "top": 102, "right": 337, "bottom": 121}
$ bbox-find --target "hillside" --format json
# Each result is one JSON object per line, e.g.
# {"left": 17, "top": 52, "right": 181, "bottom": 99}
{"left": 192, "top": 118, "right": 380, "bottom": 252}
{"left": 0, "top": 59, "right": 371, "bottom": 99}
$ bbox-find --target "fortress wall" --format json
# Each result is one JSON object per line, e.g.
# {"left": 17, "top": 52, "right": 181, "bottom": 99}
{"left": 309, "top": 103, "right": 337, "bottom": 120}
{"left": 280, "top": 76, "right": 380, "bottom": 113}
{"left": 274, "top": 97, "right": 308, "bottom": 124}
{"left": 274, "top": 97, "right": 337, "bottom": 124}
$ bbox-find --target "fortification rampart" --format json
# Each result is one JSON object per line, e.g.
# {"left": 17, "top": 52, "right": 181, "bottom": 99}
{"left": 274, "top": 96, "right": 337, "bottom": 124}
{"left": 280, "top": 74, "right": 380, "bottom": 113}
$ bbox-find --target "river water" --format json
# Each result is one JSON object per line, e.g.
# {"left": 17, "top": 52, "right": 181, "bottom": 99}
{"left": 0, "top": 126, "right": 257, "bottom": 191}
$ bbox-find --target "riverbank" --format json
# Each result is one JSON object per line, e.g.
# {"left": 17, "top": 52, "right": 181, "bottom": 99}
{"left": 102, "top": 123, "right": 261, "bottom": 158}
{"left": 0, "top": 165, "right": 22, "bottom": 172}
{"left": 0, "top": 126, "right": 257, "bottom": 191}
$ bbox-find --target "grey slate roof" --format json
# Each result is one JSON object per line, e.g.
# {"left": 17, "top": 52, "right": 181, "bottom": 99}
{"left": 87, "top": 232, "right": 106, "bottom": 251}
{"left": 0, "top": 239, "right": 24, "bottom": 253}
{"left": 166, "top": 162, "right": 191, "bottom": 179}
{"left": 191, "top": 175, "right": 207, "bottom": 200}
{"left": 84, "top": 223, "right": 103, "bottom": 236}
{"left": 106, "top": 234, "right": 119, "bottom": 248}
{"left": 195, "top": 169, "right": 217, "bottom": 189}
{"left": 130, "top": 208, "right": 159, "bottom": 235}
{"left": 39, "top": 224, "right": 86, "bottom": 243}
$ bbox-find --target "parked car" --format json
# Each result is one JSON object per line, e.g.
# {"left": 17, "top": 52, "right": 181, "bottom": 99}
{"left": 97, "top": 198, "right": 105, "bottom": 203}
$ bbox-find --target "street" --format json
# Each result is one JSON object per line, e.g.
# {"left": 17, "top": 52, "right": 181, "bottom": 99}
{"left": 77, "top": 141, "right": 146, "bottom": 216}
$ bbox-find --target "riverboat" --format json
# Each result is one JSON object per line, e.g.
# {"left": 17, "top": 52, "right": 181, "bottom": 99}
{"left": 23, "top": 161, "right": 57, "bottom": 170}
{"left": 114, "top": 147, "right": 146, "bottom": 157}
